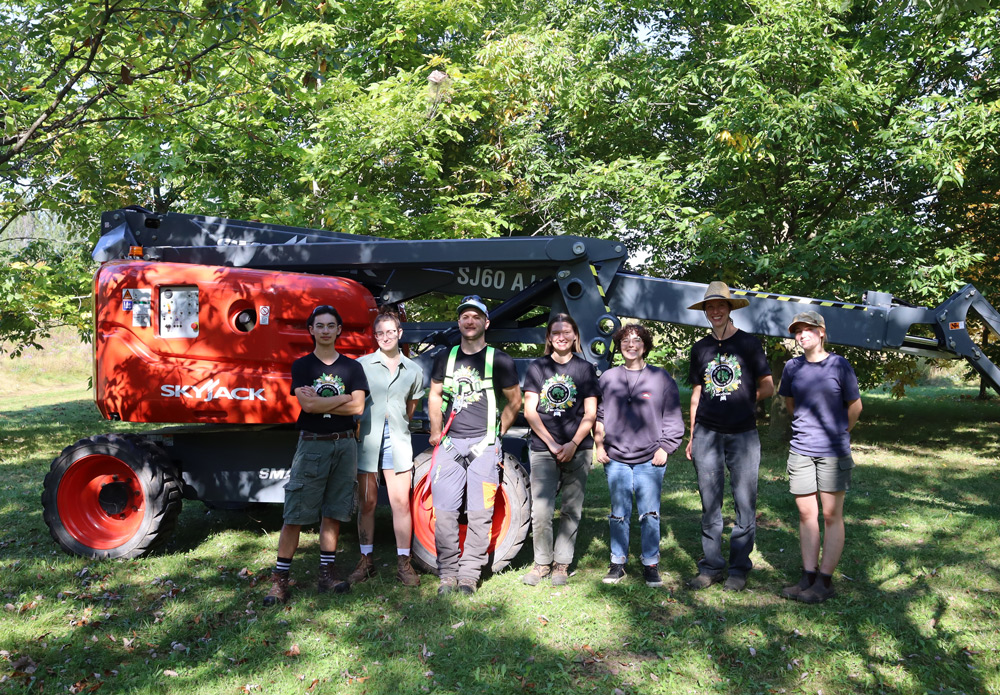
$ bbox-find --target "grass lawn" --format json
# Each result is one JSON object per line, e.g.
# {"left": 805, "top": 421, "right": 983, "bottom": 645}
{"left": 1, "top": 339, "right": 998, "bottom": 694}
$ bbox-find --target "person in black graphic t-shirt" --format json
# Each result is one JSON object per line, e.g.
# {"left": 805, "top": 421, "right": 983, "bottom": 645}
{"left": 263, "top": 305, "right": 369, "bottom": 606}
{"left": 521, "top": 313, "right": 599, "bottom": 587}
{"left": 427, "top": 295, "right": 521, "bottom": 595}
{"left": 685, "top": 282, "right": 773, "bottom": 593}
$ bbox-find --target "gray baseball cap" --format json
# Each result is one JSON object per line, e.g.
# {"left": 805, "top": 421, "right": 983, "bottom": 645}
{"left": 457, "top": 294, "right": 489, "bottom": 318}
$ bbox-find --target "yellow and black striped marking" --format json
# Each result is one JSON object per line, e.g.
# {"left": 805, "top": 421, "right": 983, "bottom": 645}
{"left": 731, "top": 290, "right": 868, "bottom": 311}
{"left": 591, "top": 265, "right": 611, "bottom": 312}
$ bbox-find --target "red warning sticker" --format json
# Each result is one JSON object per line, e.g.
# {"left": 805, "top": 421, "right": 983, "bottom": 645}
{"left": 949, "top": 321, "right": 964, "bottom": 331}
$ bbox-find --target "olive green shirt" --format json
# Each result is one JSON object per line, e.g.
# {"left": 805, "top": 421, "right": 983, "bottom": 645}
{"left": 356, "top": 351, "right": 425, "bottom": 473}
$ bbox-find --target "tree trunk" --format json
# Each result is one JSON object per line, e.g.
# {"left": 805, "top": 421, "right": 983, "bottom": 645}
{"left": 768, "top": 348, "right": 792, "bottom": 442}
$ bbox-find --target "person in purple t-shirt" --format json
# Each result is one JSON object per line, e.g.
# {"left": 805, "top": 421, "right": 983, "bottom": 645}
{"left": 777, "top": 311, "right": 862, "bottom": 604}
{"left": 594, "top": 323, "right": 684, "bottom": 588}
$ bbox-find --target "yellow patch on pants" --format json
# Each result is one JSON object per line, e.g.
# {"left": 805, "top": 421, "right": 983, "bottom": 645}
{"left": 481, "top": 481, "right": 498, "bottom": 509}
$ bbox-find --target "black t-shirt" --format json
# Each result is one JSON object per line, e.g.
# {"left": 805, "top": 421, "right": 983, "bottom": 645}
{"left": 688, "top": 330, "right": 771, "bottom": 433}
{"left": 523, "top": 355, "right": 600, "bottom": 452}
{"left": 431, "top": 345, "right": 519, "bottom": 439}
{"left": 291, "top": 352, "right": 370, "bottom": 434}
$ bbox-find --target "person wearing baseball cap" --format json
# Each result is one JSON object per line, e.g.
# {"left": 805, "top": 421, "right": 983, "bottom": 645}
{"left": 777, "top": 310, "right": 862, "bottom": 604}
{"left": 426, "top": 295, "right": 521, "bottom": 595}
{"left": 685, "top": 281, "right": 774, "bottom": 592}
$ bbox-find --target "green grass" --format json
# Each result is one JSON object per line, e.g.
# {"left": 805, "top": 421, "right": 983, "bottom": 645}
{"left": 2, "top": 344, "right": 999, "bottom": 694}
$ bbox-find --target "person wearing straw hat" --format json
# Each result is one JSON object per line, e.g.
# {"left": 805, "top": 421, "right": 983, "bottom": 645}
{"left": 777, "top": 311, "right": 862, "bottom": 604}
{"left": 685, "top": 282, "right": 774, "bottom": 592}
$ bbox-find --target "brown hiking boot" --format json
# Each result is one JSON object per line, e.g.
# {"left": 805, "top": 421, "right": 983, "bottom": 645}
{"left": 438, "top": 576, "right": 458, "bottom": 595}
{"left": 396, "top": 555, "right": 420, "bottom": 587}
{"left": 263, "top": 571, "right": 290, "bottom": 605}
{"left": 317, "top": 563, "right": 350, "bottom": 594}
{"left": 347, "top": 554, "right": 376, "bottom": 585}
{"left": 551, "top": 563, "right": 570, "bottom": 586}
{"left": 522, "top": 563, "right": 552, "bottom": 586}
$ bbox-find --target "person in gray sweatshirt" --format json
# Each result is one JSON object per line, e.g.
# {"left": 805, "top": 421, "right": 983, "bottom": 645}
{"left": 594, "top": 323, "right": 684, "bottom": 587}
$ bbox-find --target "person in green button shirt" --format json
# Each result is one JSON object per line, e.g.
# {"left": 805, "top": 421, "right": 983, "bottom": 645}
{"left": 348, "top": 307, "right": 425, "bottom": 587}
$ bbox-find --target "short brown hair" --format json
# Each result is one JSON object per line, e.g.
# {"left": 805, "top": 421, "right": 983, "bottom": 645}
{"left": 612, "top": 323, "right": 653, "bottom": 359}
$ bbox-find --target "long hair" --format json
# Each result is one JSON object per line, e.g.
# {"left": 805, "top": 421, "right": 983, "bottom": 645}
{"left": 544, "top": 313, "right": 582, "bottom": 355}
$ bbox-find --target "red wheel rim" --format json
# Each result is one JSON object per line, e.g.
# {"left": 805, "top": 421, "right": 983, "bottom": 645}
{"left": 57, "top": 454, "right": 145, "bottom": 549}
{"left": 412, "top": 474, "right": 512, "bottom": 557}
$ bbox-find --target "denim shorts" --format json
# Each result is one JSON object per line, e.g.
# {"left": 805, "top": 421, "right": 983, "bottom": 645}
{"left": 787, "top": 451, "right": 854, "bottom": 495}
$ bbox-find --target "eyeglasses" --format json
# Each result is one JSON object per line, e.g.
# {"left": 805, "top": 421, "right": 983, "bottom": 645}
{"left": 620, "top": 336, "right": 644, "bottom": 346}
{"left": 375, "top": 329, "right": 399, "bottom": 338}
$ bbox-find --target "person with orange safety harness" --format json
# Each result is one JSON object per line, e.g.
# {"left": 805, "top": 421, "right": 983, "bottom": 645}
{"left": 426, "top": 296, "right": 521, "bottom": 595}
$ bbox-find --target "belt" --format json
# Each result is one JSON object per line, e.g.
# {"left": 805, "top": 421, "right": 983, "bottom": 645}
{"left": 300, "top": 430, "right": 356, "bottom": 441}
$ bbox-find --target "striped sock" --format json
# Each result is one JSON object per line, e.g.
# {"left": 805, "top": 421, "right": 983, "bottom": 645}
{"left": 319, "top": 552, "right": 336, "bottom": 566}
{"left": 274, "top": 556, "right": 292, "bottom": 574}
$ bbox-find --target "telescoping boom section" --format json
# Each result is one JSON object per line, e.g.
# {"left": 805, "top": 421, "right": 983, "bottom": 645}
{"left": 97, "top": 207, "right": 1000, "bottom": 399}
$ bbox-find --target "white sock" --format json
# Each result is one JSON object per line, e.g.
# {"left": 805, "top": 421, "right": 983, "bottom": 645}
{"left": 397, "top": 548, "right": 411, "bottom": 557}
{"left": 360, "top": 544, "right": 374, "bottom": 555}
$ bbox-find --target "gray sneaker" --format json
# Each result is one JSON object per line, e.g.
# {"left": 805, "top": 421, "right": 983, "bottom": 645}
{"left": 723, "top": 575, "right": 747, "bottom": 592}
{"left": 686, "top": 572, "right": 723, "bottom": 590}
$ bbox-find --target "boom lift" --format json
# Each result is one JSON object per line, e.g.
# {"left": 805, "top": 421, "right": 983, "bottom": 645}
{"left": 42, "top": 207, "right": 1000, "bottom": 570}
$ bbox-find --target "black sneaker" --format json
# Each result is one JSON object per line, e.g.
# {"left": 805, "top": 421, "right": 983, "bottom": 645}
{"left": 602, "top": 562, "right": 626, "bottom": 584}
{"left": 642, "top": 564, "right": 663, "bottom": 588}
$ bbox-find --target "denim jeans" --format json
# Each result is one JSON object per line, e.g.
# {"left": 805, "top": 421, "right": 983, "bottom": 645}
{"left": 691, "top": 424, "right": 760, "bottom": 577}
{"left": 604, "top": 458, "right": 665, "bottom": 565}
{"left": 529, "top": 449, "right": 591, "bottom": 566}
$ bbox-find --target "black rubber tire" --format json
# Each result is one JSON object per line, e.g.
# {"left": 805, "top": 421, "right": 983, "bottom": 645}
{"left": 410, "top": 447, "right": 531, "bottom": 575}
{"left": 42, "top": 434, "right": 182, "bottom": 559}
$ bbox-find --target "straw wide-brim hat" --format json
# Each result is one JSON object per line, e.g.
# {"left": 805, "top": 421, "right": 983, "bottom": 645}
{"left": 687, "top": 281, "right": 751, "bottom": 311}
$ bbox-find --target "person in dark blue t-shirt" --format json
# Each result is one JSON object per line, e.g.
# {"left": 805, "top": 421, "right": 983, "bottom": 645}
{"left": 778, "top": 311, "right": 862, "bottom": 604}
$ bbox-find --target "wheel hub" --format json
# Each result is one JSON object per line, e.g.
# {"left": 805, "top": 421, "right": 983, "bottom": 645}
{"left": 98, "top": 480, "right": 133, "bottom": 516}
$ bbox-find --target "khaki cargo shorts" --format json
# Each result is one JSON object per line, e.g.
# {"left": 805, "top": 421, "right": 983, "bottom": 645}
{"left": 787, "top": 451, "right": 854, "bottom": 495}
{"left": 283, "top": 437, "right": 357, "bottom": 524}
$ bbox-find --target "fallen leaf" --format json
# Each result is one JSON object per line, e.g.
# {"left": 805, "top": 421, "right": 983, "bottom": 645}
{"left": 451, "top": 621, "right": 465, "bottom": 629}
{"left": 163, "top": 670, "right": 179, "bottom": 677}
{"left": 285, "top": 644, "right": 301, "bottom": 657}
{"left": 749, "top": 647, "right": 757, "bottom": 657}
{"left": 307, "top": 678, "right": 319, "bottom": 691}
{"left": 537, "top": 615, "right": 549, "bottom": 626}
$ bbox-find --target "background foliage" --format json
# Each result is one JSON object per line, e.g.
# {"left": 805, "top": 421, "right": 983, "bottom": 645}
{"left": 1, "top": 0, "right": 997, "bottom": 387}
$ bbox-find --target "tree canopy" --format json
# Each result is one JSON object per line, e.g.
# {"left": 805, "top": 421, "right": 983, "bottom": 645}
{"left": 1, "top": 0, "right": 997, "bottom": 378}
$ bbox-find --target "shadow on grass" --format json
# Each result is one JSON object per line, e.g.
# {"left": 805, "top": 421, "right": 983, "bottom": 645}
{"left": 3, "top": 393, "right": 999, "bottom": 693}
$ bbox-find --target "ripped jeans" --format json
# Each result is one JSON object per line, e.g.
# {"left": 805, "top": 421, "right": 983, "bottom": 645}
{"left": 605, "top": 458, "right": 666, "bottom": 566}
